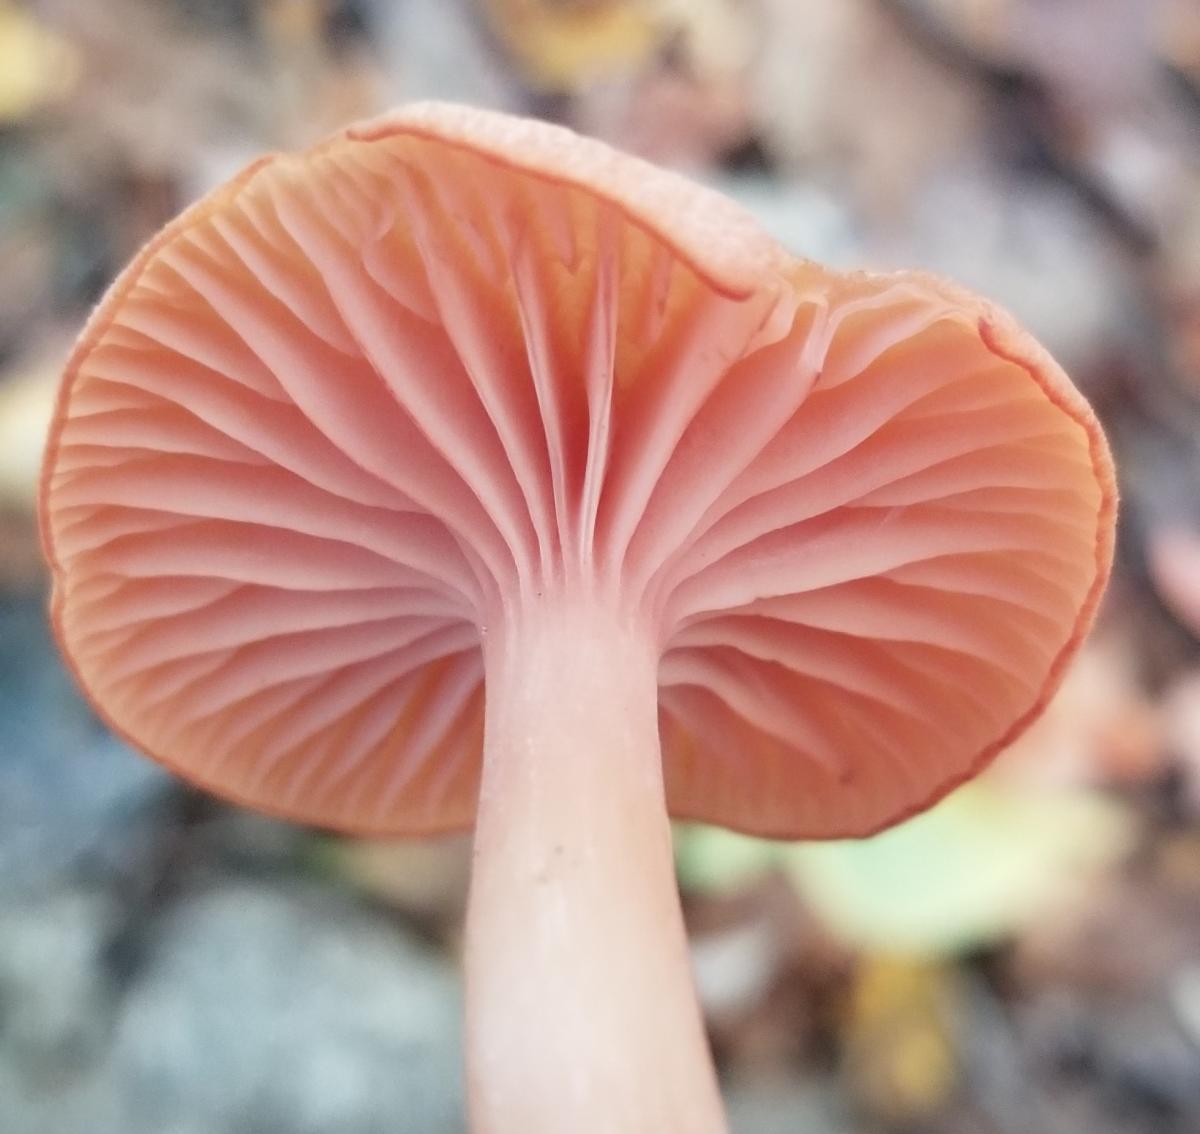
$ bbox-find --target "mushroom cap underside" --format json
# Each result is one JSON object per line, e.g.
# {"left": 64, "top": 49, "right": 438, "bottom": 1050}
{"left": 40, "top": 102, "right": 1116, "bottom": 839}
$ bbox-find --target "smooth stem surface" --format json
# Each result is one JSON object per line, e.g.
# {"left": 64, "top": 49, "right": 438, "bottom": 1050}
{"left": 465, "top": 592, "right": 727, "bottom": 1134}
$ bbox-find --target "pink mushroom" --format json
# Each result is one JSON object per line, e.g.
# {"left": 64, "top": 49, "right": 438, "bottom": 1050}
{"left": 40, "top": 103, "right": 1116, "bottom": 1133}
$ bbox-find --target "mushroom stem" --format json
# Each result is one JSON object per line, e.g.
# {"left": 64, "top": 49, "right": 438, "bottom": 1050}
{"left": 465, "top": 589, "right": 726, "bottom": 1134}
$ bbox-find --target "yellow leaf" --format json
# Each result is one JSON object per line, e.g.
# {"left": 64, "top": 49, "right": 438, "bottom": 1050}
{"left": 480, "top": 0, "right": 662, "bottom": 92}
{"left": 788, "top": 784, "right": 1133, "bottom": 959}
{"left": 844, "top": 956, "right": 959, "bottom": 1124}
{"left": 0, "top": 3, "right": 78, "bottom": 124}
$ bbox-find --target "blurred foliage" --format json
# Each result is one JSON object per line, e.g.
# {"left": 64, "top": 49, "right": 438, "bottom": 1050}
{"left": 678, "top": 784, "right": 1132, "bottom": 959}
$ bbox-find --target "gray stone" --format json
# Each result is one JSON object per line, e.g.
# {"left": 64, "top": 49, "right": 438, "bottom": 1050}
{"left": 0, "top": 592, "right": 172, "bottom": 897}
{"left": 0, "top": 888, "right": 118, "bottom": 1074}
{"left": 368, "top": 0, "right": 526, "bottom": 113}
{"left": 725, "top": 1076, "right": 850, "bottom": 1134}
{"left": 110, "top": 880, "right": 464, "bottom": 1134}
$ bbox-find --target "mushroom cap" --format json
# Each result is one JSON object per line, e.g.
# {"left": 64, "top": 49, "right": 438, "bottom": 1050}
{"left": 40, "top": 102, "right": 1116, "bottom": 839}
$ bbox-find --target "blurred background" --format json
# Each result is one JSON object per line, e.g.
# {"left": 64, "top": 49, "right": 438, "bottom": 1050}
{"left": 2, "top": 1, "right": 1200, "bottom": 1131}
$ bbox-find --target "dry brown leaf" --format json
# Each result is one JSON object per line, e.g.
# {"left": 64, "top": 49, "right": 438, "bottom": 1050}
{"left": 1149, "top": 529, "right": 1200, "bottom": 639}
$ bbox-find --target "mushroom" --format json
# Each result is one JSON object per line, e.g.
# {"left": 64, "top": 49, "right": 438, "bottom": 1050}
{"left": 39, "top": 103, "right": 1116, "bottom": 1133}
